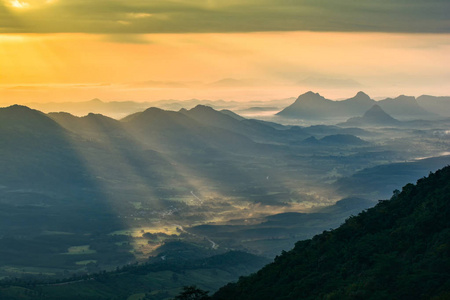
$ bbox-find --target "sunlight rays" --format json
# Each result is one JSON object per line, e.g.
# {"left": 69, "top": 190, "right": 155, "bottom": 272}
{"left": 1, "top": 32, "right": 449, "bottom": 103}
{"left": 0, "top": 34, "right": 71, "bottom": 84}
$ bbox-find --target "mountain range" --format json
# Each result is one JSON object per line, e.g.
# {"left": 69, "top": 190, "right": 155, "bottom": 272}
{"left": 277, "top": 91, "right": 443, "bottom": 120}
{"left": 0, "top": 101, "right": 449, "bottom": 299}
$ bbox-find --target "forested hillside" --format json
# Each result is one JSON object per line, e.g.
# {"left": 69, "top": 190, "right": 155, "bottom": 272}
{"left": 214, "top": 166, "right": 450, "bottom": 300}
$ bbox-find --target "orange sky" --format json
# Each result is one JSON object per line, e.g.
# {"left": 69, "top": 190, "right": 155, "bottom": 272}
{"left": 1, "top": 31, "right": 449, "bottom": 104}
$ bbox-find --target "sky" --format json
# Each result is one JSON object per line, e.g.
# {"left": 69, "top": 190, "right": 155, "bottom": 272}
{"left": 0, "top": 0, "right": 449, "bottom": 104}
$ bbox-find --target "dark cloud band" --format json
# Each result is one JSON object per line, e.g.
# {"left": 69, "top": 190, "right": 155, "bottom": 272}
{"left": 0, "top": 0, "right": 449, "bottom": 33}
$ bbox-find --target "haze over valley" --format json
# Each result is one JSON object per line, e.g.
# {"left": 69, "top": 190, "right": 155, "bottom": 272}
{"left": 1, "top": 0, "right": 449, "bottom": 298}
{"left": 1, "top": 92, "right": 449, "bottom": 292}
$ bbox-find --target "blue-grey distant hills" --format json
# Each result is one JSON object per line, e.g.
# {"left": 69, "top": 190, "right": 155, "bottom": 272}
{"left": 339, "top": 104, "right": 401, "bottom": 127}
{"left": 417, "top": 95, "right": 450, "bottom": 117}
{"left": 277, "top": 91, "right": 439, "bottom": 120}
{"left": 302, "top": 134, "right": 369, "bottom": 146}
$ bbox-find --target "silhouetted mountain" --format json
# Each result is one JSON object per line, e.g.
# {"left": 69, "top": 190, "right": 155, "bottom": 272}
{"left": 0, "top": 105, "right": 88, "bottom": 189}
{"left": 214, "top": 166, "right": 450, "bottom": 299}
{"left": 277, "top": 91, "right": 379, "bottom": 120}
{"left": 277, "top": 92, "right": 437, "bottom": 121}
{"left": 340, "top": 104, "right": 401, "bottom": 127}
{"left": 49, "top": 112, "right": 125, "bottom": 138}
{"left": 28, "top": 98, "right": 149, "bottom": 118}
{"left": 378, "top": 95, "right": 437, "bottom": 120}
{"left": 180, "top": 105, "right": 248, "bottom": 131}
{"left": 417, "top": 95, "right": 450, "bottom": 117}
{"left": 123, "top": 106, "right": 260, "bottom": 154}
{"left": 220, "top": 109, "right": 245, "bottom": 121}
{"left": 0, "top": 105, "right": 65, "bottom": 136}
{"left": 343, "top": 91, "right": 372, "bottom": 104}
{"left": 180, "top": 105, "right": 308, "bottom": 143}
{"left": 276, "top": 91, "right": 336, "bottom": 119}
{"left": 0, "top": 105, "right": 130, "bottom": 268}
{"left": 338, "top": 91, "right": 376, "bottom": 115}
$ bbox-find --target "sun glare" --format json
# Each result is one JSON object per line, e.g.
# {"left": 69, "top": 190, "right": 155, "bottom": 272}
{"left": 10, "top": 0, "right": 29, "bottom": 8}
{"left": 8, "top": 0, "right": 55, "bottom": 9}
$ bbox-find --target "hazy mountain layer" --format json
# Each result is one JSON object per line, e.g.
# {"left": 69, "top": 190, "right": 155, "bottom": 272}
{"left": 0, "top": 102, "right": 448, "bottom": 281}
{"left": 340, "top": 104, "right": 401, "bottom": 127}
{"left": 277, "top": 91, "right": 439, "bottom": 120}
{"left": 417, "top": 95, "right": 450, "bottom": 117}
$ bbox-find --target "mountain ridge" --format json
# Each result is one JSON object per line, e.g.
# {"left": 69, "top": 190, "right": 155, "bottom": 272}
{"left": 277, "top": 91, "right": 438, "bottom": 120}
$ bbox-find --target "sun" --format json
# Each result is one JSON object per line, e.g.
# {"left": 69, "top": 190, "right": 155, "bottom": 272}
{"left": 9, "top": 0, "right": 30, "bottom": 8}
{"left": 7, "top": 0, "right": 55, "bottom": 9}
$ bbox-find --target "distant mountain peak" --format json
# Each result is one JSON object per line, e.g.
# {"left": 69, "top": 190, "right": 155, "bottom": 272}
{"left": 320, "top": 134, "right": 368, "bottom": 145}
{"left": 121, "top": 106, "right": 168, "bottom": 123}
{"left": 143, "top": 107, "right": 165, "bottom": 114}
{"left": 86, "top": 112, "right": 103, "bottom": 117}
{"left": 344, "top": 91, "right": 373, "bottom": 104}
{"left": 0, "top": 105, "right": 63, "bottom": 132}
{"left": 397, "top": 95, "right": 414, "bottom": 99}
{"left": 381, "top": 95, "right": 417, "bottom": 104}
{"left": 190, "top": 104, "right": 216, "bottom": 112}
{"left": 377, "top": 95, "right": 436, "bottom": 119}
{"left": 340, "top": 104, "right": 400, "bottom": 127}
{"left": 355, "top": 91, "right": 370, "bottom": 99}
{"left": 88, "top": 98, "right": 103, "bottom": 103}
{"left": 1, "top": 105, "right": 47, "bottom": 119}
{"left": 363, "top": 104, "right": 398, "bottom": 121}
{"left": 276, "top": 91, "right": 332, "bottom": 118}
{"left": 303, "top": 91, "right": 322, "bottom": 97}
{"left": 294, "top": 91, "right": 327, "bottom": 103}
{"left": 83, "top": 112, "right": 114, "bottom": 121}
{"left": 364, "top": 104, "right": 384, "bottom": 115}
{"left": 3, "top": 104, "right": 33, "bottom": 111}
{"left": 362, "top": 104, "right": 399, "bottom": 123}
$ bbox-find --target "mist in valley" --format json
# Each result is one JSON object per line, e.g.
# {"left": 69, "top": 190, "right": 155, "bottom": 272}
{"left": 1, "top": 92, "right": 450, "bottom": 280}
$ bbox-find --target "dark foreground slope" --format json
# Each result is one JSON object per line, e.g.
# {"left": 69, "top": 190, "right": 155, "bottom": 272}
{"left": 214, "top": 166, "right": 450, "bottom": 300}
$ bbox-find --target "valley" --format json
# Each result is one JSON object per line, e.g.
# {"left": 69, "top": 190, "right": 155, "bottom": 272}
{"left": 0, "top": 92, "right": 449, "bottom": 298}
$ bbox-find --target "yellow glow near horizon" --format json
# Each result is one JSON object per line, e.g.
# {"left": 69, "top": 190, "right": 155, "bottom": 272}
{"left": 0, "top": 32, "right": 449, "bottom": 104}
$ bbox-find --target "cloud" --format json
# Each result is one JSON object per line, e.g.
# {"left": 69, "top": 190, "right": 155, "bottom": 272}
{"left": 103, "top": 34, "right": 153, "bottom": 44}
{"left": 207, "top": 78, "right": 267, "bottom": 88}
{"left": 0, "top": 0, "right": 448, "bottom": 34}
{"left": 298, "top": 76, "right": 363, "bottom": 89}
{"left": 125, "top": 12, "right": 153, "bottom": 19}
{"left": 126, "top": 80, "right": 190, "bottom": 88}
